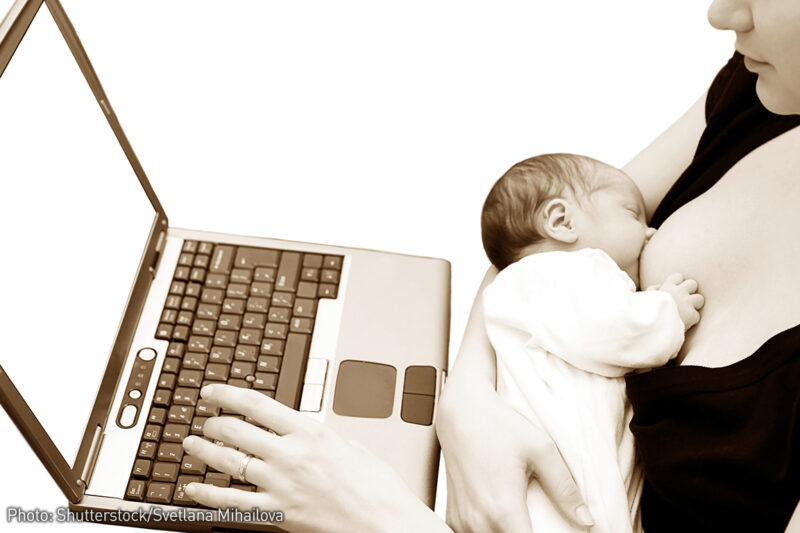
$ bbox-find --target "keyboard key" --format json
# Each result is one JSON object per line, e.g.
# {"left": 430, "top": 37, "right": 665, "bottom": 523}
{"left": 260, "top": 339, "right": 284, "bottom": 356}
{"left": 210, "top": 245, "right": 235, "bottom": 274}
{"left": 190, "top": 268, "right": 206, "bottom": 283}
{"left": 168, "top": 405, "right": 195, "bottom": 425}
{"left": 178, "top": 253, "right": 194, "bottom": 266}
{"left": 165, "top": 295, "right": 182, "bottom": 309}
{"left": 174, "top": 475, "right": 203, "bottom": 505}
{"left": 201, "top": 287, "right": 224, "bottom": 304}
{"left": 300, "top": 268, "right": 319, "bottom": 281}
{"left": 167, "top": 343, "right": 185, "bottom": 357}
{"left": 223, "top": 298, "right": 246, "bottom": 314}
{"left": 321, "top": 269, "right": 340, "bottom": 283}
{"left": 206, "top": 274, "right": 228, "bottom": 289}
{"left": 192, "top": 319, "right": 216, "bottom": 336}
{"left": 251, "top": 282, "right": 273, "bottom": 297}
{"left": 180, "top": 297, "right": 198, "bottom": 312}
{"left": 227, "top": 378, "right": 251, "bottom": 389}
{"left": 153, "top": 389, "right": 172, "bottom": 407}
{"left": 196, "top": 303, "right": 220, "bottom": 319}
{"left": 143, "top": 424, "right": 162, "bottom": 441}
{"left": 156, "top": 323, "right": 173, "bottom": 340}
{"left": 148, "top": 408, "right": 167, "bottom": 425}
{"left": 186, "top": 336, "right": 210, "bottom": 353}
{"left": 254, "top": 267, "right": 276, "bottom": 282}
{"left": 275, "top": 333, "right": 311, "bottom": 409}
{"left": 271, "top": 292, "right": 294, "bottom": 308}
{"left": 214, "top": 330, "right": 237, "bottom": 347}
{"left": 183, "top": 352, "right": 208, "bottom": 370}
{"left": 178, "top": 370, "right": 203, "bottom": 388}
{"left": 290, "top": 317, "right": 314, "bottom": 334}
{"left": 158, "top": 374, "right": 176, "bottom": 390}
{"left": 264, "top": 323, "right": 288, "bottom": 340}
{"left": 191, "top": 416, "right": 208, "bottom": 435}
{"left": 268, "top": 307, "right": 290, "bottom": 324}
{"left": 230, "top": 268, "right": 252, "bottom": 283}
{"left": 319, "top": 283, "right": 338, "bottom": 299}
{"left": 162, "top": 357, "right": 181, "bottom": 373}
{"left": 194, "top": 254, "right": 210, "bottom": 269}
{"left": 205, "top": 363, "right": 230, "bottom": 381}
{"left": 138, "top": 441, "right": 157, "bottom": 459}
{"left": 152, "top": 462, "right": 180, "bottom": 482}
{"left": 257, "top": 356, "right": 282, "bottom": 373}
{"left": 173, "top": 387, "right": 199, "bottom": 406}
{"left": 161, "top": 308, "right": 178, "bottom": 324}
{"left": 177, "top": 311, "right": 194, "bottom": 326}
{"left": 126, "top": 480, "right": 146, "bottom": 501}
{"left": 185, "top": 282, "right": 202, "bottom": 297}
{"left": 246, "top": 296, "right": 269, "bottom": 313}
{"left": 323, "top": 255, "right": 343, "bottom": 269}
{"left": 133, "top": 459, "right": 152, "bottom": 478}
{"left": 297, "top": 281, "right": 318, "bottom": 298}
{"left": 182, "top": 241, "right": 198, "bottom": 253}
{"left": 294, "top": 298, "right": 316, "bottom": 318}
{"left": 231, "top": 361, "right": 256, "bottom": 379}
{"left": 218, "top": 314, "right": 242, "bottom": 330}
{"left": 198, "top": 242, "right": 214, "bottom": 255}
{"left": 239, "top": 328, "right": 263, "bottom": 345}
{"left": 234, "top": 247, "right": 279, "bottom": 269}
{"left": 253, "top": 372, "right": 278, "bottom": 391}
{"left": 242, "top": 312, "right": 266, "bottom": 329}
{"left": 227, "top": 283, "right": 249, "bottom": 299}
{"left": 210, "top": 346, "right": 234, "bottom": 364}
{"left": 181, "top": 455, "right": 207, "bottom": 475}
{"left": 174, "top": 266, "right": 190, "bottom": 281}
{"left": 172, "top": 325, "right": 190, "bottom": 342}
{"left": 303, "top": 254, "right": 323, "bottom": 268}
{"left": 205, "top": 472, "right": 231, "bottom": 488}
{"left": 196, "top": 400, "right": 220, "bottom": 417}
{"left": 163, "top": 423, "right": 190, "bottom": 443}
{"left": 147, "top": 482, "right": 175, "bottom": 504}
{"left": 235, "top": 344, "right": 258, "bottom": 362}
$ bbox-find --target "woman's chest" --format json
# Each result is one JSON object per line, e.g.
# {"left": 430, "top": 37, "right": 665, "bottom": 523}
{"left": 640, "top": 126, "right": 800, "bottom": 367}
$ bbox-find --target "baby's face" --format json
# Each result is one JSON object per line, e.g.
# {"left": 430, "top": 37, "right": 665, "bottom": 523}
{"left": 573, "top": 170, "right": 654, "bottom": 285}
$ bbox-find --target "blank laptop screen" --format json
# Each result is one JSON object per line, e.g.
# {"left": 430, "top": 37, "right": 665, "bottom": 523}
{"left": 0, "top": 3, "right": 156, "bottom": 462}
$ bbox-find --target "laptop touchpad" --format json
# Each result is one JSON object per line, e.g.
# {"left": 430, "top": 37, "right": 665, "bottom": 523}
{"left": 332, "top": 360, "right": 396, "bottom": 418}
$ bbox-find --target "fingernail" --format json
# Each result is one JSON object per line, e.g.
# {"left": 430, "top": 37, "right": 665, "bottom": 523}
{"left": 185, "top": 484, "right": 197, "bottom": 497}
{"left": 182, "top": 436, "right": 195, "bottom": 451}
{"left": 201, "top": 384, "right": 214, "bottom": 398}
{"left": 576, "top": 505, "right": 594, "bottom": 526}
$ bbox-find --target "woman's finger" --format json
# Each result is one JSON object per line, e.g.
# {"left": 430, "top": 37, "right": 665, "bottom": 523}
{"left": 183, "top": 435, "right": 269, "bottom": 486}
{"left": 185, "top": 483, "right": 269, "bottom": 512}
{"left": 200, "top": 384, "right": 306, "bottom": 435}
{"left": 526, "top": 437, "right": 595, "bottom": 528}
{"left": 203, "top": 416, "right": 280, "bottom": 458}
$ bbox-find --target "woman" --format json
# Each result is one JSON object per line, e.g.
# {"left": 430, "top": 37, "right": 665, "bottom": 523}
{"left": 183, "top": 0, "right": 800, "bottom": 530}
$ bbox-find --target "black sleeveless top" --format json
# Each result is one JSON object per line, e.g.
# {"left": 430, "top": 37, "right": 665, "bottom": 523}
{"left": 625, "top": 53, "right": 800, "bottom": 532}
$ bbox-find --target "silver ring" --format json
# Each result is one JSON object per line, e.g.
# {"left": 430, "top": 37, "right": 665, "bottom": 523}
{"left": 237, "top": 454, "right": 255, "bottom": 483}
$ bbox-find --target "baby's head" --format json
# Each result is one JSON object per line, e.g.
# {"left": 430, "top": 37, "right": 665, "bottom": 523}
{"left": 481, "top": 153, "right": 654, "bottom": 285}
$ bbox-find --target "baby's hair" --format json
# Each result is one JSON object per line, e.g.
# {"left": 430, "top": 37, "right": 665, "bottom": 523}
{"left": 481, "top": 153, "right": 609, "bottom": 270}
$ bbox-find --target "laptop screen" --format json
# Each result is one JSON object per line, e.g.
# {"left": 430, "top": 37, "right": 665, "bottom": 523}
{"left": 0, "top": 2, "right": 156, "bottom": 462}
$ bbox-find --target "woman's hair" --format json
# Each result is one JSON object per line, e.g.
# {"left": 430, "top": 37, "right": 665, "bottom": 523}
{"left": 481, "top": 153, "right": 604, "bottom": 270}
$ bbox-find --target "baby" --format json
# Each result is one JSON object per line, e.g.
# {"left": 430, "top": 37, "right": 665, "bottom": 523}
{"left": 480, "top": 153, "right": 703, "bottom": 533}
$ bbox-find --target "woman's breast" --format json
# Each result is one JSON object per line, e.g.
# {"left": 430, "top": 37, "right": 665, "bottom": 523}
{"left": 639, "top": 126, "right": 800, "bottom": 367}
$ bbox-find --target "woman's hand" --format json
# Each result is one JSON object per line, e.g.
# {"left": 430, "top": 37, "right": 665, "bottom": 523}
{"left": 182, "top": 384, "right": 450, "bottom": 533}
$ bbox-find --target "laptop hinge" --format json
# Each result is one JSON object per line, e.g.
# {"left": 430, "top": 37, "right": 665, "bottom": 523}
{"left": 80, "top": 425, "right": 104, "bottom": 487}
{"left": 149, "top": 230, "right": 166, "bottom": 277}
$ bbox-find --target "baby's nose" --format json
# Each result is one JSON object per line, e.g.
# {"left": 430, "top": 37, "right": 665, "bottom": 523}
{"left": 645, "top": 227, "right": 657, "bottom": 240}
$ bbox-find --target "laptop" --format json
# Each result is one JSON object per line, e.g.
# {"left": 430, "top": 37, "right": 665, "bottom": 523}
{"left": 0, "top": 0, "right": 450, "bottom": 530}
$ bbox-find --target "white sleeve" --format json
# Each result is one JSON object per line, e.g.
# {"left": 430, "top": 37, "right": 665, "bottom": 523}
{"left": 483, "top": 249, "right": 684, "bottom": 378}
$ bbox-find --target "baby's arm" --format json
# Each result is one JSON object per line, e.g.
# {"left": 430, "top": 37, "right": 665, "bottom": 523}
{"left": 652, "top": 272, "right": 705, "bottom": 331}
{"left": 483, "top": 250, "right": 690, "bottom": 378}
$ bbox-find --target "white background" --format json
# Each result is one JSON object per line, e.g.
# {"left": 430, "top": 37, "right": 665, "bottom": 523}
{"left": 0, "top": 1, "right": 732, "bottom": 531}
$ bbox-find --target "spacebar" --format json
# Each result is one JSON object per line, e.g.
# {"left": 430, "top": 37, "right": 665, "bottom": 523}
{"left": 274, "top": 333, "right": 310, "bottom": 409}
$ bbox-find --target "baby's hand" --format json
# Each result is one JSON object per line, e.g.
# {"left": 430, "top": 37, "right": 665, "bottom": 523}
{"left": 658, "top": 273, "right": 704, "bottom": 331}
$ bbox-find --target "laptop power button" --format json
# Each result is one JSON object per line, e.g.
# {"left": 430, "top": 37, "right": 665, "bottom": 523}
{"left": 120, "top": 404, "right": 138, "bottom": 428}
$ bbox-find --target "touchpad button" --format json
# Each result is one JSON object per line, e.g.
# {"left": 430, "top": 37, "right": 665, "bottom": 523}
{"left": 333, "top": 360, "right": 396, "bottom": 418}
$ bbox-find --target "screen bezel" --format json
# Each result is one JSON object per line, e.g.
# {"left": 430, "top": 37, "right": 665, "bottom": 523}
{"left": 0, "top": 0, "right": 169, "bottom": 489}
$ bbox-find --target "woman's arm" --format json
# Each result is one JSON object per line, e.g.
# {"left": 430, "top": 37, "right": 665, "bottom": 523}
{"left": 623, "top": 91, "right": 708, "bottom": 220}
{"left": 436, "top": 267, "right": 594, "bottom": 532}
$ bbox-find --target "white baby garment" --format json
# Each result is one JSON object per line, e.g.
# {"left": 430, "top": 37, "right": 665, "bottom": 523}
{"left": 483, "top": 248, "right": 684, "bottom": 533}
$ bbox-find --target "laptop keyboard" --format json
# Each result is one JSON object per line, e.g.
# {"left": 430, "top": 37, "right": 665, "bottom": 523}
{"left": 124, "top": 240, "right": 342, "bottom": 505}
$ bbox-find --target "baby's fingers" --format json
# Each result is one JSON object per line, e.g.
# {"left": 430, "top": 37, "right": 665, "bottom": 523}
{"left": 664, "top": 273, "right": 684, "bottom": 285}
{"left": 679, "top": 278, "right": 698, "bottom": 294}
{"left": 690, "top": 293, "right": 704, "bottom": 310}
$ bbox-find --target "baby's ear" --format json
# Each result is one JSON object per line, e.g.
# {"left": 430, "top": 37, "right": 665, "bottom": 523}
{"left": 541, "top": 198, "right": 578, "bottom": 244}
